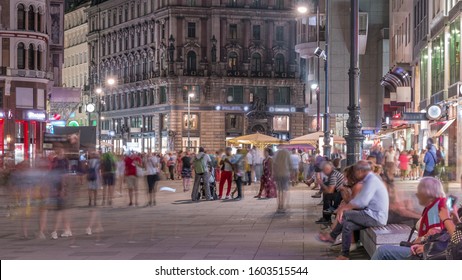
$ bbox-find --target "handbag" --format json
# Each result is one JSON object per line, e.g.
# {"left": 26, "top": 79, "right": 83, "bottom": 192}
{"left": 423, "top": 231, "right": 451, "bottom": 260}
{"left": 446, "top": 223, "right": 462, "bottom": 260}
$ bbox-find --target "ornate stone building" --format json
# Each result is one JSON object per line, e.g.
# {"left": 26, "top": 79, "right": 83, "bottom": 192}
{"left": 87, "top": 0, "right": 306, "bottom": 153}
{"left": 63, "top": 0, "right": 91, "bottom": 126}
{"left": 0, "top": 0, "right": 64, "bottom": 164}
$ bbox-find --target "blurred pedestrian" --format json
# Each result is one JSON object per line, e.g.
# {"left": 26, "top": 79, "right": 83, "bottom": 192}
{"left": 398, "top": 150, "right": 409, "bottom": 180}
{"left": 87, "top": 151, "right": 100, "bottom": 206}
{"left": 125, "top": 152, "right": 142, "bottom": 206}
{"left": 176, "top": 150, "right": 183, "bottom": 180}
{"left": 290, "top": 148, "right": 301, "bottom": 186}
{"left": 50, "top": 148, "right": 72, "bottom": 240}
{"left": 255, "top": 148, "right": 277, "bottom": 199}
{"left": 191, "top": 147, "right": 213, "bottom": 201}
{"left": 218, "top": 147, "right": 234, "bottom": 200}
{"left": 181, "top": 151, "right": 192, "bottom": 192}
{"left": 100, "top": 151, "right": 116, "bottom": 206}
{"left": 273, "top": 149, "right": 292, "bottom": 213}
{"left": 145, "top": 152, "right": 160, "bottom": 206}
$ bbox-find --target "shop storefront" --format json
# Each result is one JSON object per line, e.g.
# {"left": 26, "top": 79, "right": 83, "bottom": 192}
{"left": 15, "top": 110, "right": 46, "bottom": 163}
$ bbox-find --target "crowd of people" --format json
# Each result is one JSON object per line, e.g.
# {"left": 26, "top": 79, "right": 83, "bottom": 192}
{"left": 367, "top": 138, "right": 446, "bottom": 181}
{"left": 2, "top": 138, "right": 461, "bottom": 260}
{"left": 309, "top": 138, "right": 461, "bottom": 260}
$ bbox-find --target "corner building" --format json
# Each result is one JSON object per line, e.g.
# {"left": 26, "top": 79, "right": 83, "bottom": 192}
{"left": 0, "top": 0, "right": 64, "bottom": 164}
{"left": 87, "top": 0, "right": 306, "bottom": 154}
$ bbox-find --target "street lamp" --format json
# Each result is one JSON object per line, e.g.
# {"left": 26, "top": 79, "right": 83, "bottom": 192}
{"left": 297, "top": 6, "right": 308, "bottom": 14}
{"left": 187, "top": 92, "right": 195, "bottom": 151}
{"left": 311, "top": 83, "right": 321, "bottom": 132}
{"left": 314, "top": 45, "right": 330, "bottom": 158}
{"left": 345, "top": 0, "right": 364, "bottom": 165}
{"left": 96, "top": 78, "right": 117, "bottom": 151}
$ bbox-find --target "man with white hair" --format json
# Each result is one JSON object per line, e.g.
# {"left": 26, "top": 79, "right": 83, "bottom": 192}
{"left": 318, "top": 160, "right": 389, "bottom": 260}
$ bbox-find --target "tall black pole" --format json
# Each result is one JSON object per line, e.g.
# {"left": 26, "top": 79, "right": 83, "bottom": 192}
{"left": 316, "top": 0, "right": 321, "bottom": 132}
{"left": 346, "top": 0, "right": 364, "bottom": 166}
{"left": 323, "top": 0, "right": 331, "bottom": 158}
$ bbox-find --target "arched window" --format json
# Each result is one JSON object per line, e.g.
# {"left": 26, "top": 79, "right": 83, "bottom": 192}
{"left": 17, "top": 4, "right": 26, "bottom": 30}
{"left": 28, "top": 6, "right": 35, "bottom": 31}
{"left": 37, "top": 45, "right": 42, "bottom": 70}
{"left": 186, "top": 51, "right": 197, "bottom": 72}
{"left": 17, "top": 43, "right": 26, "bottom": 69}
{"left": 28, "top": 44, "right": 35, "bottom": 69}
{"left": 275, "top": 54, "right": 285, "bottom": 73}
{"left": 37, "top": 10, "right": 42, "bottom": 32}
{"left": 251, "top": 53, "right": 262, "bottom": 72}
{"left": 228, "top": 52, "right": 238, "bottom": 71}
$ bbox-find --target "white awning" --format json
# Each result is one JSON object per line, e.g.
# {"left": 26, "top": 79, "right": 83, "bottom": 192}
{"left": 433, "top": 119, "right": 456, "bottom": 138}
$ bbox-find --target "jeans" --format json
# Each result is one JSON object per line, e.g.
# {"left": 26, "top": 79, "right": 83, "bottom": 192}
{"left": 235, "top": 176, "right": 243, "bottom": 198}
{"left": 423, "top": 169, "right": 435, "bottom": 177}
{"left": 192, "top": 172, "right": 211, "bottom": 201}
{"left": 330, "top": 210, "right": 382, "bottom": 257}
{"left": 323, "top": 192, "right": 342, "bottom": 220}
{"left": 246, "top": 169, "right": 252, "bottom": 185}
{"left": 371, "top": 245, "right": 411, "bottom": 260}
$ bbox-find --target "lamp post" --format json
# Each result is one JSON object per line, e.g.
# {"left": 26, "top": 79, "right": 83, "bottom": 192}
{"left": 298, "top": 0, "right": 329, "bottom": 156}
{"left": 310, "top": 83, "right": 321, "bottom": 131}
{"left": 345, "top": 0, "right": 364, "bottom": 165}
{"left": 187, "top": 92, "right": 195, "bottom": 151}
{"left": 96, "top": 78, "right": 116, "bottom": 151}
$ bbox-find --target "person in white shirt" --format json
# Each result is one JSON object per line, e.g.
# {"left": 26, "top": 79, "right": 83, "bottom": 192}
{"left": 253, "top": 147, "right": 263, "bottom": 182}
{"left": 300, "top": 149, "right": 310, "bottom": 180}
{"left": 245, "top": 148, "right": 253, "bottom": 186}
{"left": 290, "top": 149, "right": 301, "bottom": 186}
{"left": 144, "top": 152, "right": 160, "bottom": 206}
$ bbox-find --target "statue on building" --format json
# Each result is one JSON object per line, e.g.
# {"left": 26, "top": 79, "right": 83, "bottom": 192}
{"left": 211, "top": 35, "right": 217, "bottom": 63}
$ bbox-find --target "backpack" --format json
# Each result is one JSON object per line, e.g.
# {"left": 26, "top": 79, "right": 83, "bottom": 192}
{"left": 87, "top": 162, "right": 97, "bottom": 181}
{"left": 102, "top": 154, "right": 114, "bottom": 172}
{"left": 193, "top": 156, "right": 206, "bottom": 174}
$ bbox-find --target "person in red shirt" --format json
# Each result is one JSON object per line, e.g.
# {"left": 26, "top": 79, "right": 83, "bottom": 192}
{"left": 124, "top": 153, "right": 141, "bottom": 206}
{"left": 372, "top": 177, "right": 447, "bottom": 259}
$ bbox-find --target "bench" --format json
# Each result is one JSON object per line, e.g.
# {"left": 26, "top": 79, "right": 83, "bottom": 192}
{"left": 360, "top": 224, "right": 414, "bottom": 257}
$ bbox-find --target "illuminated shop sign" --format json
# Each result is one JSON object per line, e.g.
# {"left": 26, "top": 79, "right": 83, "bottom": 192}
{"left": 0, "top": 110, "right": 4, "bottom": 118}
{"left": 24, "top": 110, "right": 47, "bottom": 121}
{"left": 269, "top": 107, "right": 296, "bottom": 113}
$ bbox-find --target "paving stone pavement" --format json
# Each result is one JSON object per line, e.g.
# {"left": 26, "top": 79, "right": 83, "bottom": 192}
{"left": 0, "top": 177, "right": 460, "bottom": 260}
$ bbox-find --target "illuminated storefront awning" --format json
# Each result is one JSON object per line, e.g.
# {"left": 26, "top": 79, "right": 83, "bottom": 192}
{"left": 433, "top": 119, "right": 456, "bottom": 138}
{"left": 380, "top": 66, "right": 411, "bottom": 92}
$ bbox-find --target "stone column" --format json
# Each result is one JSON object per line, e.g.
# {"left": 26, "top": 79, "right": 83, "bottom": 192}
{"left": 25, "top": 45, "right": 29, "bottom": 70}
{"left": 34, "top": 47, "right": 38, "bottom": 70}
{"left": 34, "top": 11, "right": 38, "bottom": 31}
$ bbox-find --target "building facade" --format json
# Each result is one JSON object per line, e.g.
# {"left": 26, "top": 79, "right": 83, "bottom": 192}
{"left": 378, "top": 0, "right": 414, "bottom": 151}
{"left": 295, "top": 0, "right": 390, "bottom": 148}
{"left": 412, "top": 0, "right": 462, "bottom": 180}
{"left": 87, "top": 0, "right": 306, "bottom": 154}
{"left": 0, "top": 0, "right": 64, "bottom": 165}
{"left": 63, "top": 0, "right": 90, "bottom": 127}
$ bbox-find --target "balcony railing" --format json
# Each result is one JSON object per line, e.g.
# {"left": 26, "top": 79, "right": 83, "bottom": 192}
{"left": 0, "top": 67, "right": 53, "bottom": 80}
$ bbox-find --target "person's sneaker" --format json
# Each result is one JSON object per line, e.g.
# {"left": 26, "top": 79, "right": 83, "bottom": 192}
{"left": 315, "top": 218, "right": 331, "bottom": 225}
{"left": 225, "top": 196, "right": 231, "bottom": 200}
{"left": 50, "top": 231, "right": 58, "bottom": 240}
{"left": 234, "top": 197, "right": 242, "bottom": 201}
{"left": 86, "top": 227, "right": 92, "bottom": 235}
{"left": 61, "top": 230, "right": 72, "bottom": 238}
{"left": 323, "top": 207, "right": 336, "bottom": 215}
{"left": 311, "top": 193, "right": 322, "bottom": 198}
{"left": 128, "top": 202, "right": 133, "bottom": 207}
{"left": 37, "top": 232, "right": 46, "bottom": 240}
{"left": 317, "top": 232, "right": 335, "bottom": 243}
